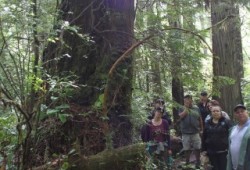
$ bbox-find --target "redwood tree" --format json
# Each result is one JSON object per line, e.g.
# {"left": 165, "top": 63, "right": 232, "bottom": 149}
{"left": 43, "top": 0, "right": 135, "bottom": 148}
{"left": 211, "top": 1, "right": 243, "bottom": 116}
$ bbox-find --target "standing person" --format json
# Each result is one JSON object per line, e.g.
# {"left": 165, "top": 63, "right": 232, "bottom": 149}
{"left": 148, "top": 98, "right": 172, "bottom": 126}
{"left": 179, "top": 95, "right": 203, "bottom": 169}
{"left": 197, "top": 91, "right": 210, "bottom": 126}
{"left": 202, "top": 105, "right": 232, "bottom": 170}
{"left": 227, "top": 104, "right": 250, "bottom": 170}
{"left": 141, "top": 107, "right": 172, "bottom": 169}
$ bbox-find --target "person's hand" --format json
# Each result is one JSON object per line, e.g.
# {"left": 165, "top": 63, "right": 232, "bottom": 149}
{"left": 199, "top": 130, "right": 203, "bottom": 136}
{"left": 179, "top": 108, "right": 188, "bottom": 118}
{"left": 184, "top": 107, "right": 189, "bottom": 113}
{"left": 201, "top": 151, "right": 207, "bottom": 156}
{"left": 168, "top": 149, "right": 172, "bottom": 155}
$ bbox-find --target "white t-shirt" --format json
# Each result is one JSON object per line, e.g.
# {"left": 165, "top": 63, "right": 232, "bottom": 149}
{"left": 229, "top": 119, "right": 250, "bottom": 170}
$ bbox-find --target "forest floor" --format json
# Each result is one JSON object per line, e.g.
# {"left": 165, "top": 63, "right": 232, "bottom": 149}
{"left": 169, "top": 151, "right": 212, "bottom": 170}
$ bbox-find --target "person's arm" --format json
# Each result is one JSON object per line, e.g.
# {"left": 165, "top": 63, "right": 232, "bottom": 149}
{"left": 199, "top": 116, "right": 204, "bottom": 132}
{"left": 179, "top": 107, "right": 188, "bottom": 118}
{"left": 222, "top": 111, "right": 231, "bottom": 120}
{"left": 141, "top": 123, "right": 150, "bottom": 142}
{"left": 225, "top": 119, "right": 234, "bottom": 129}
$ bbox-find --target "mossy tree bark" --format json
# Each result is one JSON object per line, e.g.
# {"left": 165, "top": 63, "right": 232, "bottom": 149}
{"left": 102, "top": 0, "right": 135, "bottom": 148}
{"left": 69, "top": 143, "right": 146, "bottom": 170}
{"left": 43, "top": 0, "right": 135, "bottom": 149}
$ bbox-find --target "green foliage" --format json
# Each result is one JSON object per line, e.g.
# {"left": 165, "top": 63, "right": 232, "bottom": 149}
{"left": 0, "top": 0, "right": 248, "bottom": 168}
{"left": 46, "top": 104, "right": 70, "bottom": 122}
{"left": 242, "top": 76, "right": 250, "bottom": 106}
{"left": 39, "top": 74, "right": 80, "bottom": 122}
{"left": 47, "top": 74, "right": 80, "bottom": 101}
{"left": 242, "top": 59, "right": 250, "bottom": 106}
{"left": 0, "top": 1, "right": 74, "bottom": 167}
{"left": 130, "top": 89, "right": 155, "bottom": 142}
{"left": 134, "top": 0, "right": 210, "bottom": 101}
{"left": 0, "top": 112, "right": 18, "bottom": 168}
{"left": 94, "top": 94, "right": 104, "bottom": 109}
{"left": 237, "top": 0, "right": 250, "bottom": 6}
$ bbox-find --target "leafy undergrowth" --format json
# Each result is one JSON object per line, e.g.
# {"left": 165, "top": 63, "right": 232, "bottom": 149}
{"left": 29, "top": 103, "right": 106, "bottom": 168}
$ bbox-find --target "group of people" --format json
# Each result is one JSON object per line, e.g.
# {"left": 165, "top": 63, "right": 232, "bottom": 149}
{"left": 141, "top": 92, "right": 250, "bottom": 170}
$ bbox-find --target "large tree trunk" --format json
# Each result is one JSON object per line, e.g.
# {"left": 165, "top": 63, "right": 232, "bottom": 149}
{"left": 103, "top": 0, "right": 135, "bottom": 148}
{"left": 211, "top": 1, "right": 243, "bottom": 116}
{"left": 43, "top": 0, "right": 135, "bottom": 152}
{"left": 43, "top": 0, "right": 109, "bottom": 105}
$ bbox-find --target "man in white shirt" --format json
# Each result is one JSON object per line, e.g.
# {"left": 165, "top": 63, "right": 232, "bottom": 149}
{"left": 227, "top": 104, "right": 250, "bottom": 170}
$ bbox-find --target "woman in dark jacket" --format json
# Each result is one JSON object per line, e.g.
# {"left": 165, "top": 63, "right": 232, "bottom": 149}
{"left": 202, "top": 105, "right": 232, "bottom": 170}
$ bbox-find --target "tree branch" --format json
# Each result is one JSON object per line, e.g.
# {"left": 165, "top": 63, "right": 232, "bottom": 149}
{"left": 108, "top": 34, "right": 154, "bottom": 77}
{"left": 108, "top": 26, "right": 214, "bottom": 77}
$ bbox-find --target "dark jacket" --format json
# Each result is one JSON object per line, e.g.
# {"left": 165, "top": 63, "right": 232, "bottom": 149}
{"left": 197, "top": 102, "right": 210, "bottom": 125}
{"left": 141, "top": 119, "right": 171, "bottom": 149}
{"left": 202, "top": 117, "right": 232, "bottom": 154}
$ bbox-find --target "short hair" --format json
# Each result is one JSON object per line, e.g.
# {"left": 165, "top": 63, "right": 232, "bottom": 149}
{"left": 155, "top": 98, "right": 165, "bottom": 105}
{"left": 184, "top": 95, "right": 192, "bottom": 99}
{"left": 208, "top": 100, "right": 220, "bottom": 106}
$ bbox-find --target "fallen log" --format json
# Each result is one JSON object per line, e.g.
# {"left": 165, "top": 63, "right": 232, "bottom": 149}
{"left": 32, "top": 137, "right": 182, "bottom": 169}
{"left": 69, "top": 137, "right": 182, "bottom": 169}
{"left": 69, "top": 143, "right": 146, "bottom": 170}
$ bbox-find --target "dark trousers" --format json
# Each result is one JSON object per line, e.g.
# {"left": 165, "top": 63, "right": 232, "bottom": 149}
{"left": 208, "top": 152, "right": 227, "bottom": 170}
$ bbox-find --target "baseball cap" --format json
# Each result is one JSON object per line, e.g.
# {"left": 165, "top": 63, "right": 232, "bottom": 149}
{"left": 233, "top": 104, "right": 246, "bottom": 112}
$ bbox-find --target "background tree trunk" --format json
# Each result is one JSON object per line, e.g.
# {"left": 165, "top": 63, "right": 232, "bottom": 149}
{"left": 211, "top": 1, "right": 243, "bottom": 116}
{"left": 168, "top": 0, "right": 184, "bottom": 135}
{"left": 151, "top": 61, "right": 163, "bottom": 95}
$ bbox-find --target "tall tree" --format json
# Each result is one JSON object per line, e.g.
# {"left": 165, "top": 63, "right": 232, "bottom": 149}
{"left": 167, "top": 0, "right": 184, "bottom": 130}
{"left": 211, "top": 1, "right": 243, "bottom": 116}
{"left": 43, "top": 0, "right": 135, "bottom": 148}
{"left": 103, "top": 0, "right": 135, "bottom": 148}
